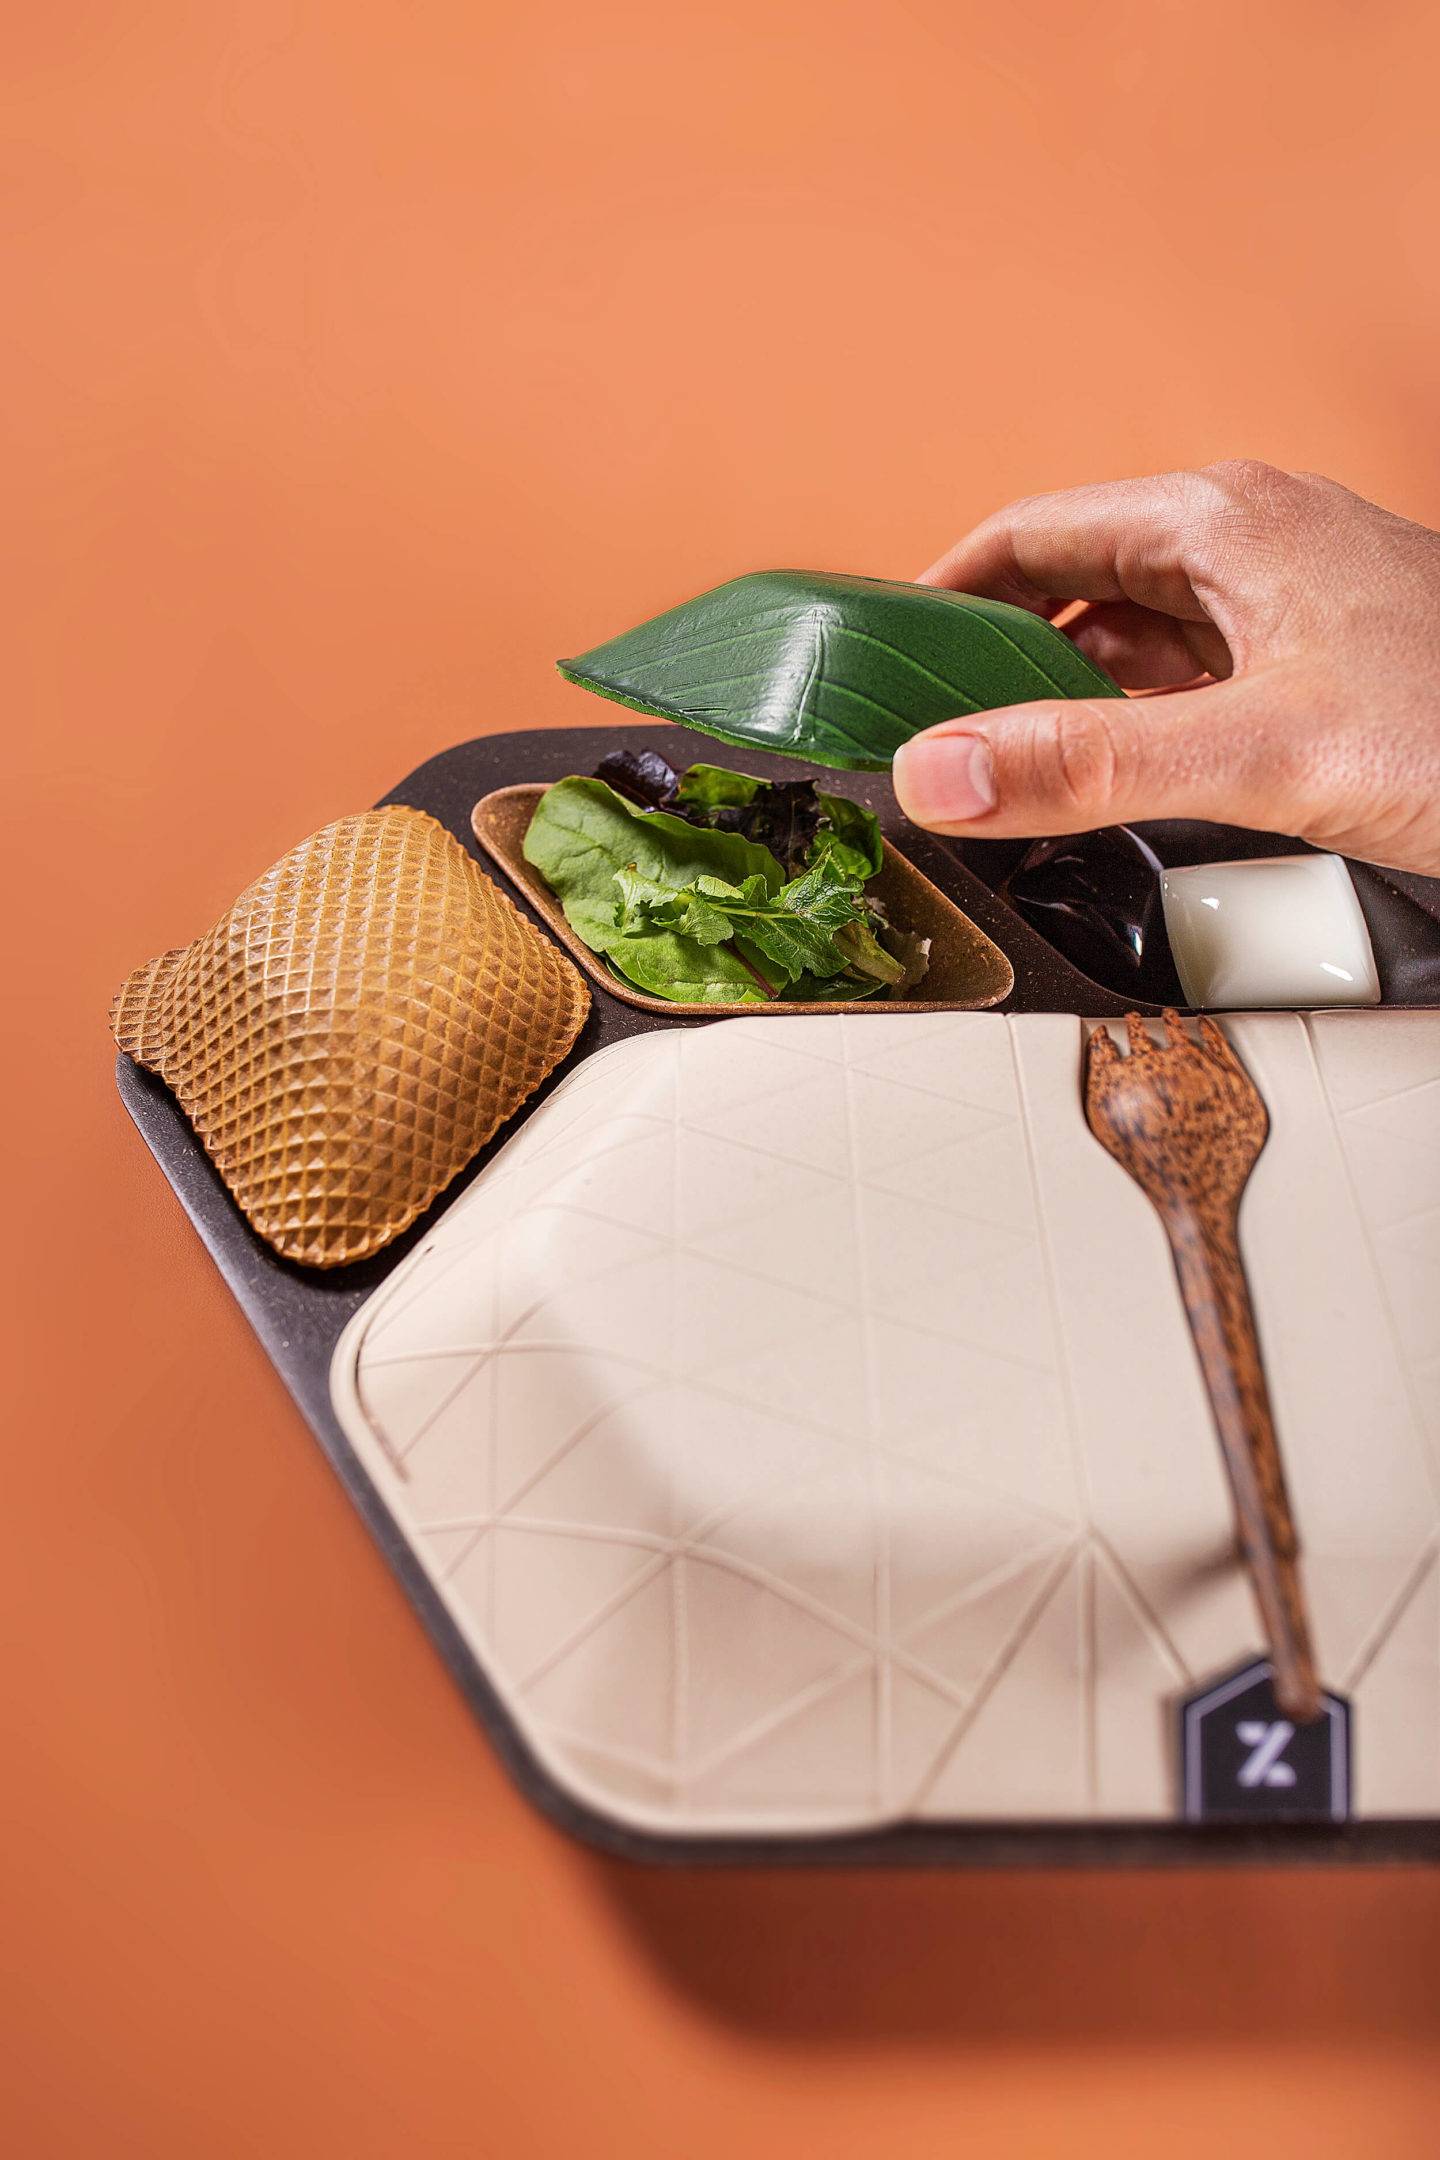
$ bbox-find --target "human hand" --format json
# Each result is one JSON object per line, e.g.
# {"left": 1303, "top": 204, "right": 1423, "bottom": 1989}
{"left": 892, "top": 461, "right": 1440, "bottom": 877}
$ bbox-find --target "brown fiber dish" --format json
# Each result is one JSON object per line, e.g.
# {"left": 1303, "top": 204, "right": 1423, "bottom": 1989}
{"left": 111, "top": 806, "right": 591, "bottom": 1268}
{"left": 471, "top": 782, "right": 1016, "bottom": 1016}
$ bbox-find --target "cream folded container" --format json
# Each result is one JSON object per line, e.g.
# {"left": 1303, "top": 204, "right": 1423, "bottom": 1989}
{"left": 1160, "top": 853, "right": 1381, "bottom": 1010}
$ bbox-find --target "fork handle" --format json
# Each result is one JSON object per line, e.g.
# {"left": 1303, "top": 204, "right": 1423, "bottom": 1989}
{"left": 1163, "top": 1201, "right": 1321, "bottom": 1724}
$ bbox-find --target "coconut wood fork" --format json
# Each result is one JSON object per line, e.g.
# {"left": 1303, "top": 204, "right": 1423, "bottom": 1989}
{"left": 1083, "top": 1011, "right": 1321, "bottom": 1723}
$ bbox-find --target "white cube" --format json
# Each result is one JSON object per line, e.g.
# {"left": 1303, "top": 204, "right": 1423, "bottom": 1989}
{"left": 1160, "top": 853, "right": 1381, "bottom": 1010}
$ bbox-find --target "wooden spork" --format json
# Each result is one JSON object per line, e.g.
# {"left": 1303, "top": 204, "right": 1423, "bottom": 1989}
{"left": 1083, "top": 1011, "right": 1321, "bottom": 1723}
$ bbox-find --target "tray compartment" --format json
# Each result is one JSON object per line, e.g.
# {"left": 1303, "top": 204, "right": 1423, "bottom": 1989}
{"left": 952, "top": 822, "right": 1440, "bottom": 1010}
{"left": 329, "top": 1010, "right": 1440, "bottom": 1841}
{"left": 472, "top": 783, "right": 1015, "bottom": 1015}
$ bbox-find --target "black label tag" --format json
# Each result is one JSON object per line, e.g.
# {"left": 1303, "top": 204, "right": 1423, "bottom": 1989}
{"left": 1180, "top": 1659, "right": 1351, "bottom": 1823}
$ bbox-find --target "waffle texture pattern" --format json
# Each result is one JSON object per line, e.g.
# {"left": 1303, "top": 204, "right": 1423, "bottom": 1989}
{"left": 112, "top": 807, "right": 589, "bottom": 1267}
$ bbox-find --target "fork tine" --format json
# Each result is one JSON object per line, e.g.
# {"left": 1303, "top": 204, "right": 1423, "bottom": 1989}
{"left": 1086, "top": 1023, "right": 1119, "bottom": 1070}
{"left": 1198, "top": 1015, "right": 1241, "bottom": 1070}
{"left": 1124, "top": 1012, "right": 1154, "bottom": 1056}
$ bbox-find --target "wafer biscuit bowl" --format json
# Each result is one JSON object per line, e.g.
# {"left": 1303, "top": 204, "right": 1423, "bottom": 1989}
{"left": 111, "top": 805, "right": 590, "bottom": 1268}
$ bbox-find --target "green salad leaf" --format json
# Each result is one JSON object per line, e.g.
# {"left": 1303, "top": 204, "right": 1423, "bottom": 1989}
{"left": 559, "top": 570, "right": 1123, "bottom": 772}
{"left": 812, "top": 790, "right": 883, "bottom": 878}
{"left": 674, "top": 763, "right": 759, "bottom": 811}
{"left": 523, "top": 775, "right": 782, "bottom": 1003}
{"left": 869, "top": 912, "right": 931, "bottom": 994}
{"left": 593, "top": 747, "right": 885, "bottom": 880}
{"left": 523, "top": 769, "right": 913, "bottom": 1004}
{"left": 612, "top": 858, "right": 897, "bottom": 986}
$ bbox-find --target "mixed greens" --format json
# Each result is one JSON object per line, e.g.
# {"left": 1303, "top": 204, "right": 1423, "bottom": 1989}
{"left": 522, "top": 749, "right": 930, "bottom": 1005}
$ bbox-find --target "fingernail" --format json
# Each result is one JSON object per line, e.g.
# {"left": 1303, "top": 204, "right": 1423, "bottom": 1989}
{"left": 892, "top": 731, "right": 997, "bottom": 827}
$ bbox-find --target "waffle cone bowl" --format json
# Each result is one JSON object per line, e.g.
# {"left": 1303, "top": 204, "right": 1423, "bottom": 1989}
{"left": 111, "top": 806, "right": 590, "bottom": 1267}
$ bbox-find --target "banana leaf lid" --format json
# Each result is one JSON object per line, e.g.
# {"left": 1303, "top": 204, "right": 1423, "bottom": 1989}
{"left": 558, "top": 569, "right": 1122, "bottom": 772}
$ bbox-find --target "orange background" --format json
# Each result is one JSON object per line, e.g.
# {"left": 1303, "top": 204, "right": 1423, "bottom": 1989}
{"left": 7, "top": 5, "right": 1440, "bottom": 2154}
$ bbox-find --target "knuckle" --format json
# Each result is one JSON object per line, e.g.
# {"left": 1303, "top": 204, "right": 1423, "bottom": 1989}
{"left": 1179, "top": 463, "right": 1313, "bottom": 603}
{"left": 1037, "top": 701, "right": 1124, "bottom": 816}
{"left": 1194, "top": 457, "right": 1300, "bottom": 528}
{"left": 1001, "top": 490, "right": 1045, "bottom": 538}
{"left": 1201, "top": 456, "right": 1286, "bottom": 499}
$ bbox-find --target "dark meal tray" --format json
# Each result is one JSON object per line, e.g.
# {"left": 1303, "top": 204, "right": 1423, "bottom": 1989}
{"left": 114, "top": 726, "right": 1440, "bottom": 1867}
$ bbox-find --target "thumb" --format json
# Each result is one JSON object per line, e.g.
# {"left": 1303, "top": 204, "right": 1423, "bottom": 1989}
{"left": 891, "top": 680, "right": 1295, "bottom": 840}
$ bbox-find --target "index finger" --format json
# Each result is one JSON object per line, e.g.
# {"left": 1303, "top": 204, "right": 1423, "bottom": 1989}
{"left": 918, "top": 470, "right": 1221, "bottom": 625}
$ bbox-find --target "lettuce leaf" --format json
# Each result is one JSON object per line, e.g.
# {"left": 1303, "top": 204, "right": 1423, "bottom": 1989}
{"left": 593, "top": 750, "right": 883, "bottom": 883}
{"left": 525, "top": 769, "right": 919, "bottom": 1004}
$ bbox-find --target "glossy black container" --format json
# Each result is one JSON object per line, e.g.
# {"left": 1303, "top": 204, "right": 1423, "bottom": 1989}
{"left": 986, "top": 820, "right": 1440, "bottom": 1008}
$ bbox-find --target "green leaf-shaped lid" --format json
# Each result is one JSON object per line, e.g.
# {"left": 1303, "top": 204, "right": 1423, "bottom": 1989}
{"left": 558, "top": 570, "right": 1122, "bottom": 772}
